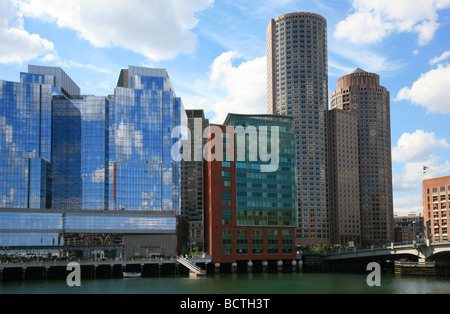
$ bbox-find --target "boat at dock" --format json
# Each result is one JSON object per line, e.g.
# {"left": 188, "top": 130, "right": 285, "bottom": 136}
{"left": 123, "top": 272, "right": 141, "bottom": 278}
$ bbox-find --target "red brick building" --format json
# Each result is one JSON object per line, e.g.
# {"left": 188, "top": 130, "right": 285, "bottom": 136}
{"left": 423, "top": 175, "right": 450, "bottom": 241}
{"left": 203, "top": 114, "right": 298, "bottom": 264}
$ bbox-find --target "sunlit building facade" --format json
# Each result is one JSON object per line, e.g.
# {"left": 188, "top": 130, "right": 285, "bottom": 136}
{"left": 423, "top": 175, "right": 450, "bottom": 242}
{"left": 267, "top": 12, "right": 329, "bottom": 246}
{"left": 0, "top": 65, "right": 186, "bottom": 257}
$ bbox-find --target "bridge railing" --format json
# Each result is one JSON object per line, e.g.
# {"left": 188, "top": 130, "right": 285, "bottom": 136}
{"left": 320, "top": 240, "right": 428, "bottom": 256}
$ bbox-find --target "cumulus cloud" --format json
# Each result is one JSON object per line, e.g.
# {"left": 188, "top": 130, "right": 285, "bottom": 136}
{"left": 392, "top": 130, "right": 450, "bottom": 195}
{"left": 334, "top": 0, "right": 450, "bottom": 45}
{"left": 430, "top": 50, "right": 450, "bottom": 65}
{"left": 392, "top": 130, "right": 450, "bottom": 163}
{"left": 0, "top": 1, "right": 54, "bottom": 63}
{"left": 393, "top": 194, "right": 423, "bottom": 216}
{"left": 15, "top": 0, "right": 213, "bottom": 61}
{"left": 394, "top": 157, "right": 450, "bottom": 192}
{"left": 183, "top": 51, "right": 266, "bottom": 124}
{"left": 396, "top": 63, "right": 450, "bottom": 114}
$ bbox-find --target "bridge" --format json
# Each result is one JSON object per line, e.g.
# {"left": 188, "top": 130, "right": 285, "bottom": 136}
{"left": 323, "top": 239, "right": 450, "bottom": 262}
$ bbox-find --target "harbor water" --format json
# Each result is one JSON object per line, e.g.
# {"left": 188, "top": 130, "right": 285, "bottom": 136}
{"left": 2, "top": 272, "right": 450, "bottom": 294}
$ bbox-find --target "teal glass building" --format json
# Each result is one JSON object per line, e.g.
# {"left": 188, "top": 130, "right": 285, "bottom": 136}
{"left": 204, "top": 114, "right": 298, "bottom": 263}
{"left": 224, "top": 114, "right": 298, "bottom": 228}
{"left": 0, "top": 65, "right": 186, "bottom": 257}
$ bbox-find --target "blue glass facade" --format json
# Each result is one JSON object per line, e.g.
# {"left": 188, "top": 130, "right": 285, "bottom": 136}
{"left": 108, "top": 66, "right": 185, "bottom": 212}
{"left": 72, "top": 96, "right": 110, "bottom": 210}
{"left": 0, "top": 65, "right": 186, "bottom": 256}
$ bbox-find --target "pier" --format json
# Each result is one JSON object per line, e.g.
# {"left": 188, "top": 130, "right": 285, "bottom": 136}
{"left": 0, "top": 256, "right": 305, "bottom": 282}
{"left": 0, "top": 258, "right": 207, "bottom": 282}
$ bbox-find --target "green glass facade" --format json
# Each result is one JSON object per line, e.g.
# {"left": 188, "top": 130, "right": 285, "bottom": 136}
{"left": 224, "top": 114, "right": 298, "bottom": 228}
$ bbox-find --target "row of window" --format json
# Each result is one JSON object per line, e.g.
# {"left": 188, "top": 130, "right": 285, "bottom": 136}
{"left": 222, "top": 229, "right": 293, "bottom": 255}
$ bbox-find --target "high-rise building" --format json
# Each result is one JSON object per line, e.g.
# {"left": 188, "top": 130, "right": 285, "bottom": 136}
{"left": 204, "top": 114, "right": 298, "bottom": 263}
{"left": 330, "top": 68, "right": 394, "bottom": 245}
{"left": 327, "top": 108, "right": 361, "bottom": 245}
{"left": 181, "top": 109, "right": 209, "bottom": 252}
{"left": 423, "top": 175, "right": 450, "bottom": 242}
{"left": 267, "top": 12, "right": 329, "bottom": 246}
{"left": 0, "top": 65, "right": 187, "bottom": 257}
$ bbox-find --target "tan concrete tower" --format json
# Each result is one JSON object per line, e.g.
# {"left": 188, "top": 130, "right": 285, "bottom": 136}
{"left": 267, "top": 12, "right": 329, "bottom": 246}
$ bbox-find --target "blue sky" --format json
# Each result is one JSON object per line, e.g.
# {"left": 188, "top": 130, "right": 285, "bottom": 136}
{"left": 0, "top": 0, "right": 449, "bottom": 216}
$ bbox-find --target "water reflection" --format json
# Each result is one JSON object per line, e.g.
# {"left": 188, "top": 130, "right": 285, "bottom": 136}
{"left": 2, "top": 272, "right": 450, "bottom": 294}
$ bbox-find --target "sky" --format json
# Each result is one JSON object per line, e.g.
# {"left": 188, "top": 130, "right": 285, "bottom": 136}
{"left": 0, "top": 0, "right": 449, "bottom": 217}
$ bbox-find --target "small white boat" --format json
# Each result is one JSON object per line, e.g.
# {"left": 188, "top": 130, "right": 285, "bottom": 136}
{"left": 123, "top": 272, "right": 141, "bottom": 278}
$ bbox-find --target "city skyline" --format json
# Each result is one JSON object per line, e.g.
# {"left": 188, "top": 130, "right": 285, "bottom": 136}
{"left": 0, "top": 1, "right": 449, "bottom": 216}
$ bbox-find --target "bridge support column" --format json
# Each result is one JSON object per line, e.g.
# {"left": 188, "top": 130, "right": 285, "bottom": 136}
{"left": 277, "top": 260, "right": 283, "bottom": 272}
{"left": 262, "top": 260, "right": 268, "bottom": 272}
{"left": 247, "top": 260, "right": 253, "bottom": 273}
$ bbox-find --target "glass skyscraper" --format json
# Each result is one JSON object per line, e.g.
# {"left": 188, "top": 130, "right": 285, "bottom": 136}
{"left": 0, "top": 65, "right": 186, "bottom": 257}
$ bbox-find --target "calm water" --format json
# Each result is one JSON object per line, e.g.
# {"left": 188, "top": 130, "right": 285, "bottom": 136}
{"left": 2, "top": 272, "right": 450, "bottom": 294}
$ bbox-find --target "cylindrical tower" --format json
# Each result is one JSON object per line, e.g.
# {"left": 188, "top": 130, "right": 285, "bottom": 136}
{"left": 330, "top": 68, "right": 394, "bottom": 245}
{"left": 267, "top": 12, "right": 329, "bottom": 246}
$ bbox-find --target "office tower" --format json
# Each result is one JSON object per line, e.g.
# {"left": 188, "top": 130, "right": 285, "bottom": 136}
{"left": 330, "top": 68, "right": 394, "bottom": 245}
{"left": 113, "top": 66, "right": 185, "bottom": 213}
{"left": 0, "top": 66, "right": 82, "bottom": 210}
{"left": 267, "top": 13, "right": 329, "bottom": 246}
{"left": 423, "top": 175, "right": 450, "bottom": 242}
{"left": 327, "top": 108, "right": 361, "bottom": 245}
{"left": 204, "top": 114, "right": 297, "bottom": 263}
{"left": 181, "top": 109, "right": 209, "bottom": 252}
{"left": 0, "top": 65, "right": 187, "bottom": 257}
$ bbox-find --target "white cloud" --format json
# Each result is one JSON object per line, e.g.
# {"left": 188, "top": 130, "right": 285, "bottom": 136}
{"left": 334, "top": 0, "right": 450, "bottom": 45}
{"left": 16, "top": 0, "right": 213, "bottom": 61}
{"left": 183, "top": 51, "right": 266, "bottom": 124}
{"left": 393, "top": 194, "right": 423, "bottom": 216}
{"left": 392, "top": 130, "right": 450, "bottom": 164}
{"left": 396, "top": 63, "right": 450, "bottom": 114}
{"left": 331, "top": 44, "right": 405, "bottom": 74}
{"left": 392, "top": 130, "right": 450, "bottom": 195}
{"left": 430, "top": 50, "right": 450, "bottom": 65}
{"left": 394, "top": 157, "right": 450, "bottom": 192}
{"left": 0, "top": 1, "right": 54, "bottom": 63}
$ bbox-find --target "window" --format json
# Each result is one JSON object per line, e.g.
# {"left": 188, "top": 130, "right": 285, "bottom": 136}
{"left": 222, "top": 190, "right": 231, "bottom": 206}
{"left": 282, "top": 230, "right": 293, "bottom": 254}
{"left": 222, "top": 210, "right": 231, "bottom": 225}
{"left": 268, "top": 230, "right": 278, "bottom": 254}
{"left": 252, "top": 230, "right": 263, "bottom": 254}
{"left": 222, "top": 230, "right": 232, "bottom": 255}
{"left": 236, "top": 230, "right": 248, "bottom": 254}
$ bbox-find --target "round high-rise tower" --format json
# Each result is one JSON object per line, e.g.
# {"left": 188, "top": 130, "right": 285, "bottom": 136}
{"left": 331, "top": 68, "right": 394, "bottom": 245}
{"left": 267, "top": 12, "right": 329, "bottom": 246}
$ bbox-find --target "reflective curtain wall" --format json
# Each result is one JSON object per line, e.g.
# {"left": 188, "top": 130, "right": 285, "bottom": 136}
{"left": 0, "top": 65, "right": 186, "bottom": 254}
